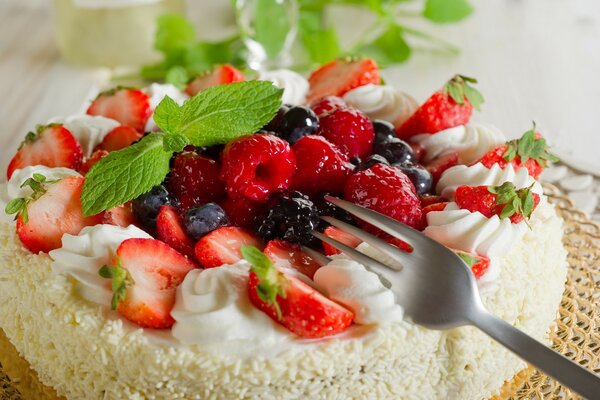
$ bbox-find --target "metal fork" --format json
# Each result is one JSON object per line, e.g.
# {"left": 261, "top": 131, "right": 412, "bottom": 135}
{"left": 307, "top": 196, "right": 600, "bottom": 399}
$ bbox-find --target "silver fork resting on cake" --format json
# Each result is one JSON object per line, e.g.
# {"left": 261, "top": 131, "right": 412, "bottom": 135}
{"left": 304, "top": 196, "right": 600, "bottom": 400}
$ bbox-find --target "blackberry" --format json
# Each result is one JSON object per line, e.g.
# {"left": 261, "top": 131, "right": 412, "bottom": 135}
{"left": 132, "top": 185, "right": 173, "bottom": 229}
{"left": 257, "top": 191, "right": 320, "bottom": 246}
{"left": 313, "top": 194, "right": 356, "bottom": 231}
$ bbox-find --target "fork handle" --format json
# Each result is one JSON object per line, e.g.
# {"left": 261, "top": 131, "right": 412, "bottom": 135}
{"left": 470, "top": 309, "right": 600, "bottom": 399}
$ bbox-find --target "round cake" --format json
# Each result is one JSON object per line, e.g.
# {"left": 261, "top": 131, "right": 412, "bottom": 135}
{"left": 0, "top": 60, "right": 567, "bottom": 400}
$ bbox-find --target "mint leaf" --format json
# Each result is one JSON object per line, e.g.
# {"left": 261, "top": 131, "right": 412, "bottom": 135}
{"left": 356, "top": 23, "right": 411, "bottom": 67}
{"left": 155, "top": 14, "right": 195, "bottom": 54}
{"left": 153, "top": 95, "right": 183, "bottom": 134}
{"left": 251, "top": 0, "right": 293, "bottom": 58}
{"left": 424, "top": 0, "right": 473, "bottom": 23}
{"left": 81, "top": 133, "right": 172, "bottom": 216}
{"left": 299, "top": 10, "right": 341, "bottom": 64}
{"left": 163, "top": 132, "right": 189, "bottom": 153}
{"left": 165, "top": 66, "right": 189, "bottom": 90}
{"left": 173, "top": 81, "right": 283, "bottom": 147}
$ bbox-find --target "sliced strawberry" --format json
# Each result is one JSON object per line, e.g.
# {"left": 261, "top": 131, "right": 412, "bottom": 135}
{"left": 220, "top": 195, "right": 267, "bottom": 230}
{"left": 80, "top": 149, "right": 109, "bottom": 175}
{"left": 156, "top": 205, "right": 195, "bottom": 258}
{"left": 264, "top": 240, "right": 321, "bottom": 279}
{"left": 419, "top": 194, "right": 448, "bottom": 208}
{"left": 86, "top": 87, "right": 151, "bottom": 132}
{"left": 7, "top": 124, "right": 83, "bottom": 180}
{"left": 396, "top": 75, "right": 483, "bottom": 140}
{"left": 101, "top": 238, "right": 196, "bottom": 329}
{"left": 452, "top": 250, "right": 490, "bottom": 279}
{"left": 307, "top": 58, "right": 381, "bottom": 103}
{"left": 95, "top": 125, "right": 143, "bottom": 152}
{"left": 11, "top": 176, "right": 102, "bottom": 253}
{"left": 474, "top": 126, "right": 558, "bottom": 179}
{"left": 242, "top": 246, "right": 353, "bottom": 338}
{"left": 383, "top": 235, "right": 414, "bottom": 253}
{"left": 422, "top": 201, "right": 449, "bottom": 216}
{"left": 194, "top": 226, "right": 263, "bottom": 268}
{"left": 321, "top": 226, "right": 362, "bottom": 256}
{"left": 410, "top": 142, "right": 426, "bottom": 163}
{"left": 184, "top": 64, "right": 245, "bottom": 96}
{"left": 102, "top": 202, "right": 138, "bottom": 228}
{"left": 425, "top": 151, "right": 459, "bottom": 184}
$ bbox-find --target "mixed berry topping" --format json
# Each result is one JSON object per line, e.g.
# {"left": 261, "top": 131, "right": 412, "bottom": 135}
{"left": 132, "top": 185, "right": 173, "bottom": 229}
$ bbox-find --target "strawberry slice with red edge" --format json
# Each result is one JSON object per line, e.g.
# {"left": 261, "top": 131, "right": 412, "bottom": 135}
{"left": 264, "top": 240, "right": 321, "bottom": 279}
{"left": 102, "top": 202, "right": 139, "bottom": 228}
{"left": 425, "top": 151, "right": 459, "bottom": 184}
{"left": 194, "top": 226, "right": 263, "bottom": 268}
{"left": 95, "top": 125, "right": 143, "bottom": 152}
{"left": 452, "top": 250, "right": 490, "bottom": 279}
{"left": 455, "top": 182, "right": 540, "bottom": 224}
{"left": 184, "top": 64, "right": 245, "bottom": 96}
{"left": 307, "top": 57, "right": 381, "bottom": 103}
{"left": 241, "top": 245, "right": 354, "bottom": 338}
{"left": 99, "top": 238, "right": 196, "bottom": 329}
{"left": 321, "top": 226, "right": 362, "bottom": 256}
{"left": 5, "top": 175, "right": 102, "bottom": 253}
{"left": 474, "top": 123, "right": 559, "bottom": 179}
{"left": 86, "top": 87, "right": 151, "bottom": 132}
{"left": 7, "top": 124, "right": 84, "bottom": 180}
{"left": 156, "top": 205, "right": 195, "bottom": 258}
{"left": 80, "top": 149, "right": 109, "bottom": 175}
{"left": 396, "top": 75, "right": 484, "bottom": 140}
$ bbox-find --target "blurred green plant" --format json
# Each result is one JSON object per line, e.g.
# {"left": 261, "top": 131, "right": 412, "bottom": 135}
{"left": 141, "top": 0, "right": 473, "bottom": 86}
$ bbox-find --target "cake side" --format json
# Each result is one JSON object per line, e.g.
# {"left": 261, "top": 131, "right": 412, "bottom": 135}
{"left": 0, "top": 200, "right": 567, "bottom": 400}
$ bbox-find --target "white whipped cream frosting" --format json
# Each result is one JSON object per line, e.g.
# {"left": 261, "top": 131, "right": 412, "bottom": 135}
{"left": 171, "top": 262, "right": 293, "bottom": 350}
{"left": 49, "top": 115, "right": 121, "bottom": 157}
{"left": 49, "top": 224, "right": 152, "bottom": 305}
{"left": 259, "top": 69, "right": 309, "bottom": 105}
{"left": 0, "top": 166, "right": 81, "bottom": 223}
{"left": 423, "top": 202, "right": 528, "bottom": 283}
{"left": 437, "top": 163, "right": 543, "bottom": 200}
{"left": 144, "top": 83, "right": 190, "bottom": 132}
{"left": 342, "top": 84, "right": 418, "bottom": 127}
{"left": 313, "top": 258, "right": 403, "bottom": 325}
{"left": 412, "top": 123, "right": 506, "bottom": 164}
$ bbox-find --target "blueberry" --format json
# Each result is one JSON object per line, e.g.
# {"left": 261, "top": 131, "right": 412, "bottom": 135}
{"left": 373, "top": 120, "right": 396, "bottom": 146}
{"left": 355, "top": 154, "right": 389, "bottom": 172}
{"left": 184, "top": 203, "right": 229, "bottom": 240}
{"left": 374, "top": 138, "right": 414, "bottom": 165}
{"left": 132, "top": 185, "right": 172, "bottom": 229}
{"left": 198, "top": 144, "right": 224, "bottom": 159}
{"left": 395, "top": 163, "right": 432, "bottom": 195}
{"left": 263, "top": 105, "right": 290, "bottom": 132}
{"left": 277, "top": 106, "right": 319, "bottom": 144}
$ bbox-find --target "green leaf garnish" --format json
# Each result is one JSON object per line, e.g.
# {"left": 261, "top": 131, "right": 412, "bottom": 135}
{"left": 354, "top": 23, "right": 411, "bottom": 67}
{"left": 443, "top": 74, "right": 485, "bottom": 111}
{"left": 488, "top": 182, "right": 537, "bottom": 224}
{"left": 163, "top": 132, "right": 190, "bottom": 153}
{"left": 99, "top": 258, "right": 134, "bottom": 310}
{"left": 241, "top": 245, "right": 287, "bottom": 320}
{"left": 456, "top": 252, "right": 480, "bottom": 268}
{"left": 503, "top": 122, "right": 560, "bottom": 167}
{"left": 424, "top": 0, "right": 474, "bottom": 23}
{"left": 4, "top": 173, "right": 54, "bottom": 223}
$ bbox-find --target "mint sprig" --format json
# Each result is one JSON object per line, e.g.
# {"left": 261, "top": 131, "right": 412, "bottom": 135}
{"left": 81, "top": 81, "right": 283, "bottom": 217}
{"left": 99, "top": 258, "right": 134, "bottom": 310}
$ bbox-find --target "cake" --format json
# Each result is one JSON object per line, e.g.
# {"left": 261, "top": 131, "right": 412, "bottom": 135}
{"left": 0, "top": 59, "right": 567, "bottom": 399}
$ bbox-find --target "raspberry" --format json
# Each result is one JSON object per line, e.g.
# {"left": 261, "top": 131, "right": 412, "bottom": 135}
{"left": 317, "top": 106, "right": 374, "bottom": 159}
{"left": 167, "top": 150, "right": 225, "bottom": 211}
{"left": 220, "top": 195, "right": 267, "bottom": 229}
{"left": 220, "top": 134, "right": 296, "bottom": 202}
{"left": 291, "top": 136, "right": 353, "bottom": 196}
{"left": 310, "top": 96, "right": 347, "bottom": 118}
{"left": 344, "top": 163, "right": 422, "bottom": 230}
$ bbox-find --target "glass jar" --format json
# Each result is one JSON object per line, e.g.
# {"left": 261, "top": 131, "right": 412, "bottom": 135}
{"left": 53, "top": 0, "right": 186, "bottom": 68}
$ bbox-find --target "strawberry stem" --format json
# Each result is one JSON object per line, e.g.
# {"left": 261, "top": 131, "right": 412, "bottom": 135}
{"left": 503, "top": 122, "right": 559, "bottom": 166}
{"left": 98, "top": 258, "right": 134, "bottom": 310}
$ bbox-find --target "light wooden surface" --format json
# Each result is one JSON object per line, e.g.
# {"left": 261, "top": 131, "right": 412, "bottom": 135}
{"left": 1, "top": 0, "right": 599, "bottom": 174}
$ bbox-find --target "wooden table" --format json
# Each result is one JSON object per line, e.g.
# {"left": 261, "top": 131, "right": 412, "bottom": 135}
{"left": 1, "top": 0, "right": 599, "bottom": 175}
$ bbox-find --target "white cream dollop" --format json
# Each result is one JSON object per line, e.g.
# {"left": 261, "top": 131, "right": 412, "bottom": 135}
{"left": 49, "top": 115, "right": 121, "bottom": 157}
{"left": 259, "top": 69, "right": 309, "bottom": 105}
{"left": 423, "top": 202, "right": 528, "bottom": 283}
{"left": 436, "top": 163, "right": 542, "bottom": 200}
{"left": 313, "top": 258, "right": 403, "bottom": 325}
{"left": 412, "top": 123, "right": 506, "bottom": 164}
{"left": 0, "top": 166, "right": 81, "bottom": 223}
{"left": 171, "top": 262, "right": 292, "bottom": 349}
{"left": 49, "top": 224, "right": 152, "bottom": 305}
{"left": 342, "top": 84, "right": 418, "bottom": 127}
{"left": 144, "top": 83, "right": 190, "bottom": 132}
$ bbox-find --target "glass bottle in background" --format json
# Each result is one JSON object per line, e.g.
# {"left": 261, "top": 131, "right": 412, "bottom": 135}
{"left": 235, "top": 0, "right": 298, "bottom": 71}
{"left": 54, "top": 0, "right": 186, "bottom": 68}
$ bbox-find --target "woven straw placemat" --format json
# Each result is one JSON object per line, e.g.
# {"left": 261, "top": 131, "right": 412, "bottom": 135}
{"left": 0, "top": 183, "right": 598, "bottom": 400}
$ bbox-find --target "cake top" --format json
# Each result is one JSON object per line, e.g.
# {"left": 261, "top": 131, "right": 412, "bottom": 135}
{"left": 1, "top": 58, "right": 558, "bottom": 346}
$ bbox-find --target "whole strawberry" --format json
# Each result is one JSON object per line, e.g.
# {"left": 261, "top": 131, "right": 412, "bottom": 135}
{"left": 291, "top": 135, "right": 354, "bottom": 196}
{"left": 317, "top": 106, "right": 375, "bottom": 160}
{"left": 344, "top": 163, "right": 423, "bottom": 230}
{"left": 220, "top": 134, "right": 296, "bottom": 202}
{"left": 307, "top": 58, "right": 380, "bottom": 103}
{"left": 396, "top": 75, "right": 484, "bottom": 140}
{"left": 242, "top": 246, "right": 354, "bottom": 338}
{"left": 454, "top": 182, "right": 540, "bottom": 224}
{"left": 474, "top": 124, "right": 558, "bottom": 179}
